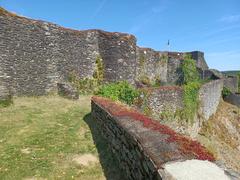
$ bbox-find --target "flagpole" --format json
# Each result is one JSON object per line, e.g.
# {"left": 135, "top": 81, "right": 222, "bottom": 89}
{"left": 167, "top": 39, "right": 170, "bottom": 52}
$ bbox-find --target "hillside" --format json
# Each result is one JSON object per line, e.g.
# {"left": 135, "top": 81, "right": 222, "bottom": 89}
{"left": 197, "top": 100, "right": 240, "bottom": 172}
{"left": 222, "top": 71, "right": 240, "bottom": 76}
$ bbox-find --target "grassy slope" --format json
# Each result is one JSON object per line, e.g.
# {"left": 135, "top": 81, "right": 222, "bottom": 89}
{"left": 197, "top": 100, "right": 240, "bottom": 172}
{"left": 0, "top": 96, "right": 123, "bottom": 180}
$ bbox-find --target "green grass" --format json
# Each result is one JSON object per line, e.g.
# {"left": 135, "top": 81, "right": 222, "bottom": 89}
{"left": 0, "top": 95, "right": 123, "bottom": 180}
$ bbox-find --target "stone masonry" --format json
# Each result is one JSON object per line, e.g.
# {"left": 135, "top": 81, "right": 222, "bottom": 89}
{"left": 0, "top": 7, "right": 210, "bottom": 96}
{"left": 91, "top": 96, "right": 235, "bottom": 180}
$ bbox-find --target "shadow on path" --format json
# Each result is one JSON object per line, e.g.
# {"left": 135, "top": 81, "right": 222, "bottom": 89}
{"left": 83, "top": 113, "right": 126, "bottom": 180}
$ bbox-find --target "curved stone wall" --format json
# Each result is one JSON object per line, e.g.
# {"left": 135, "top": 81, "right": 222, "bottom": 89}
{"left": 0, "top": 7, "right": 209, "bottom": 96}
{"left": 91, "top": 96, "right": 235, "bottom": 180}
{"left": 198, "top": 79, "right": 223, "bottom": 120}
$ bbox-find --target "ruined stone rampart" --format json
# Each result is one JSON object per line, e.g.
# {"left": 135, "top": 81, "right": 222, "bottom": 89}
{"left": 224, "top": 76, "right": 238, "bottom": 93}
{"left": 136, "top": 47, "right": 168, "bottom": 84}
{"left": 98, "top": 31, "right": 137, "bottom": 84}
{"left": 91, "top": 96, "right": 234, "bottom": 180}
{"left": 0, "top": 8, "right": 209, "bottom": 96}
{"left": 0, "top": 10, "right": 100, "bottom": 95}
{"left": 0, "top": 9, "right": 137, "bottom": 95}
{"left": 198, "top": 79, "right": 223, "bottom": 120}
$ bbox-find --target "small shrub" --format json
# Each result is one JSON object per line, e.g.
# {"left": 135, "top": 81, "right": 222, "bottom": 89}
{"left": 160, "top": 54, "right": 168, "bottom": 64}
{"left": 67, "top": 56, "right": 104, "bottom": 95}
{"left": 222, "top": 87, "right": 231, "bottom": 98}
{"left": 93, "top": 55, "right": 104, "bottom": 84}
{"left": 96, "top": 81, "right": 139, "bottom": 105}
{"left": 159, "top": 110, "right": 175, "bottom": 121}
{"left": 139, "top": 75, "right": 151, "bottom": 86}
{"left": 154, "top": 75, "right": 161, "bottom": 86}
{"left": 0, "top": 95, "right": 13, "bottom": 107}
{"left": 68, "top": 71, "right": 99, "bottom": 95}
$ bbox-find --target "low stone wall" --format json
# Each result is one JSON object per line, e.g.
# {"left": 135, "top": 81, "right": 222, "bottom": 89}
{"left": 198, "top": 80, "right": 223, "bottom": 120}
{"left": 91, "top": 96, "right": 234, "bottom": 180}
{"left": 224, "top": 76, "right": 238, "bottom": 93}
{"left": 224, "top": 93, "right": 240, "bottom": 107}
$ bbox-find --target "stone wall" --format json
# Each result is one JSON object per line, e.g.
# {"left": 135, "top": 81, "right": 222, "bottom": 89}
{"left": 198, "top": 79, "right": 223, "bottom": 120}
{"left": 224, "top": 76, "right": 238, "bottom": 93}
{"left": 189, "top": 51, "right": 208, "bottom": 70}
{"left": 224, "top": 93, "right": 240, "bottom": 107}
{"left": 166, "top": 53, "right": 183, "bottom": 84}
{"left": 0, "top": 9, "right": 100, "bottom": 95}
{"left": 98, "top": 31, "right": 137, "bottom": 84}
{"left": 201, "top": 69, "right": 223, "bottom": 80}
{"left": 135, "top": 80, "right": 224, "bottom": 137}
{"left": 136, "top": 47, "right": 168, "bottom": 84}
{"left": 0, "top": 7, "right": 211, "bottom": 96}
{"left": 0, "top": 8, "right": 137, "bottom": 95}
{"left": 91, "top": 96, "right": 234, "bottom": 180}
{"left": 136, "top": 80, "right": 223, "bottom": 122}
{"left": 138, "top": 86, "right": 184, "bottom": 118}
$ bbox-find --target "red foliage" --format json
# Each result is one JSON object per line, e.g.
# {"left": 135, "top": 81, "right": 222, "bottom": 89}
{"left": 92, "top": 96, "right": 215, "bottom": 161}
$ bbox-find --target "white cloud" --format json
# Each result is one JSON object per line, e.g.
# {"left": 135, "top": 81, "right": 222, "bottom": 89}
{"left": 219, "top": 14, "right": 240, "bottom": 23}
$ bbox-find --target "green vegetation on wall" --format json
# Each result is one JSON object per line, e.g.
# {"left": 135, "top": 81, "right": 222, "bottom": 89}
{"left": 181, "top": 54, "right": 201, "bottom": 123}
{"left": 160, "top": 54, "right": 168, "bottom": 64}
{"left": 68, "top": 55, "right": 104, "bottom": 94}
{"left": 182, "top": 82, "right": 201, "bottom": 123}
{"left": 222, "top": 87, "right": 232, "bottom": 98}
{"left": 182, "top": 54, "right": 200, "bottom": 84}
{"left": 0, "top": 95, "right": 13, "bottom": 107}
{"left": 68, "top": 71, "right": 99, "bottom": 94}
{"left": 96, "top": 81, "right": 139, "bottom": 105}
{"left": 93, "top": 55, "right": 104, "bottom": 84}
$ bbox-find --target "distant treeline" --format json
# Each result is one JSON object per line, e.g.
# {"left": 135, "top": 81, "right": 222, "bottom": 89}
{"left": 222, "top": 71, "right": 240, "bottom": 76}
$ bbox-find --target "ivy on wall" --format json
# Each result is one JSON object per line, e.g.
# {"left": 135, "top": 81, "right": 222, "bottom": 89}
{"left": 181, "top": 54, "right": 201, "bottom": 123}
{"left": 93, "top": 55, "right": 104, "bottom": 84}
{"left": 182, "top": 54, "right": 200, "bottom": 84}
{"left": 68, "top": 55, "right": 105, "bottom": 94}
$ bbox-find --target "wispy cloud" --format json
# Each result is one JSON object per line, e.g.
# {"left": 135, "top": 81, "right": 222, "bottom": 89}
{"left": 128, "top": 1, "right": 168, "bottom": 34}
{"left": 219, "top": 14, "right": 240, "bottom": 23}
{"left": 91, "top": 0, "right": 107, "bottom": 19}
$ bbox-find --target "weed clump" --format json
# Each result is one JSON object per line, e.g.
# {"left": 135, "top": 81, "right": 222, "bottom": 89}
{"left": 96, "top": 81, "right": 139, "bottom": 105}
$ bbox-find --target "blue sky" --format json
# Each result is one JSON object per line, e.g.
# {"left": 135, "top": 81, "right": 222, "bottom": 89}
{"left": 1, "top": 0, "right": 240, "bottom": 71}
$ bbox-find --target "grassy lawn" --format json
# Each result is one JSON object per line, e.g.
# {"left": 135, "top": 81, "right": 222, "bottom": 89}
{"left": 0, "top": 95, "right": 123, "bottom": 180}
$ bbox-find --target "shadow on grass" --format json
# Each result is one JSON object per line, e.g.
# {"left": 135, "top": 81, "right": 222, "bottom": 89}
{"left": 83, "top": 113, "right": 126, "bottom": 180}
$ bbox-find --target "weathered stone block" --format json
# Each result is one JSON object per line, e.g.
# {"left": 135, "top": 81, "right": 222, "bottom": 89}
{"left": 0, "top": 85, "right": 12, "bottom": 107}
{"left": 224, "top": 93, "right": 240, "bottom": 107}
{"left": 57, "top": 82, "right": 79, "bottom": 100}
